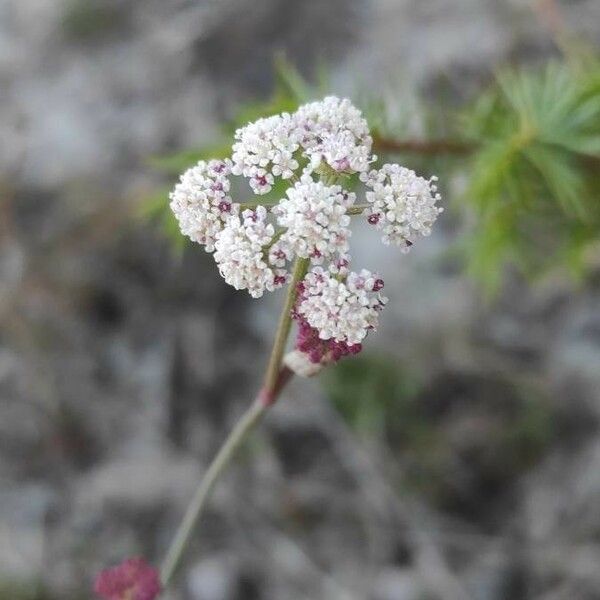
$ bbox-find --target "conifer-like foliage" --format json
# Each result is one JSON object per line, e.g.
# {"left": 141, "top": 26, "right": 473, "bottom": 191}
{"left": 148, "top": 56, "right": 600, "bottom": 293}
{"left": 463, "top": 61, "right": 600, "bottom": 290}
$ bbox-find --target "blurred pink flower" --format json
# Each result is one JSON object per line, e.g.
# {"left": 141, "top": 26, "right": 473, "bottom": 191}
{"left": 94, "top": 557, "right": 161, "bottom": 600}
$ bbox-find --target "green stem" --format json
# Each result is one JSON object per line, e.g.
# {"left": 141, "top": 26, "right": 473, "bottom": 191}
{"left": 160, "top": 399, "right": 266, "bottom": 586}
{"left": 261, "top": 257, "right": 309, "bottom": 402}
{"left": 262, "top": 228, "right": 286, "bottom": 253}
{"left": 347, "top": 204, "right": 370, "bottom": 215}
{"left": 159, "top": 257, "right": 308, "bottom": 587}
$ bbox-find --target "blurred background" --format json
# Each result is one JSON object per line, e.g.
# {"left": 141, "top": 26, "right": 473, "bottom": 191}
{"left": 1, "top": 1, "right": 600, "bottom": 599}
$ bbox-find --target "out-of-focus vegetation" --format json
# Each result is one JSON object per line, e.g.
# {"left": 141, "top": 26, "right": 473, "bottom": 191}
{"left": 463, "top": 62, "right": 600, "bottom": 291}
{"left": 148, "top": 55, "right": 600, "bottom": 294}
{"left": 324, "top": 356, "right": 556, "bottom": 517}
{"left": 0, "top": 580, "right": 56, "bottom": 600}
{"left": 61, "top": 0, "right": 131, "bottom": 42}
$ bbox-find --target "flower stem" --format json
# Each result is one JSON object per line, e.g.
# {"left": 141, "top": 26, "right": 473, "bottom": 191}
{"left": 160, "top": 399, "right": 266, "bottom": 586}
{"left": 261, "top": 257, "right": 309, "bottom": 403}
{"left": 159, "top": 257, "right": 309, "bottom": 587}
{"left": 347, "top": 204, "right": 370, "bottom": 215}
{"left": 262, "top": 228, "right": 286, "bottom": 253}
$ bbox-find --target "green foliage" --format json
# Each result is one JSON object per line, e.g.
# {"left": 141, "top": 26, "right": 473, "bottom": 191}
{"left": 62, "top": 0, "right": 129, "bottom": 41}
{"left": 139, "top": 187, "right": 187, "bottom": 254}
{"left": 0, "top": 580, "right": 55, "bottom": 600}
{"left": 147, "top": 145, "right": 232, "bottom": 176}
{"left": 462, "top": 62, "right": 600, "bottom": 292}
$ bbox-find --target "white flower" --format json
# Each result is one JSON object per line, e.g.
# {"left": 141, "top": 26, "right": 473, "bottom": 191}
{"left": 297, "top": 267, "right": 387, "bottom": 345}
{"left": 273, "top": 178, "right": 354, "bottom": 264}
{"left": 169, "top": 159, "right": 236, "bottom": 252}
{"left": 295, "top": 96, "right": 375, "bottom": 174}
{"left": 360, "top": 164, "right": 442, "bottom": 251}
{"left": 213, "top": 207, "right": 288, "bottom": 298}
{"left": 247, "top": 167, "right": 275, "bottom": 195}
{"left": 272, "top": 152, "right": 299, "bottom": 179}
{"left": 328, "top": 253, "right": 351, "bottom": 277}
{"left": 268, "top": 238, "right": 293, "bottom": 269}
{"left": 231, "top": 113, "right": 300, "bottom": 192}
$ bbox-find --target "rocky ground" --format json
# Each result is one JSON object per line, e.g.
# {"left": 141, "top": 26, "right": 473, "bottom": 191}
{"left": 1, "top": 1, "right": 600, "bottom": 599}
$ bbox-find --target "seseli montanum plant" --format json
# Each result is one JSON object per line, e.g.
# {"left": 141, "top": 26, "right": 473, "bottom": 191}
{"left": 94, "top": 96, "right": 442, "bottom": 600}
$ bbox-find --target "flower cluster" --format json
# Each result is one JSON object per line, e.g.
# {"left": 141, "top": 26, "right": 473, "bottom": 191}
{"left": 231, "top": 113, "right": 300, "bottom": 194}
{"left": 273, "top": 177, "right": 354, "bottom": 264}
{"left": 295, "top": 96, "right": 375, "bottom": 174}
{"left": 169, "top": 159, "right": 236, "bottom": 252}
{"left": 294, "top": 267, "right": 387, "bottom": 347}
{"left": 361, "top": 163, "right": 443, "bottom": 251}
{"left": 169, "top": 96, "right": 441, "bottom": 359}
{"left": 213, "top": 206, "right": 288, "bottom": 298}
{"left": 94, "top": 558, "right": 161, "bottom": 600}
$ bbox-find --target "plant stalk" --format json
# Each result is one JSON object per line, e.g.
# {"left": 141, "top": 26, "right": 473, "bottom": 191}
{"left": 159, "top": 398, "right": 266, "bottom": 586}
{"left": 160, "top": 257, "right": 308, "bottom": 587}
{"left": 347, "top": 204, "right": 370, "bottom": 215}
{"left": 261, "top": 257, "right": 309, "bottom": 403}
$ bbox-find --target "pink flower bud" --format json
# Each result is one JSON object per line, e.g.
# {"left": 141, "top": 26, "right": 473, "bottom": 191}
{"left": 94, "top": 558, "right": 161, "bottom": 600}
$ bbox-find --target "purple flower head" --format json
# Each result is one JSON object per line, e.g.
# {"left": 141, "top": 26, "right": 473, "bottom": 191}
{"left": 294, "top": 314, "right": 362, "bottom": 365}
{"left": 94, "top": 557, "right": 161, "bottom": 600}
